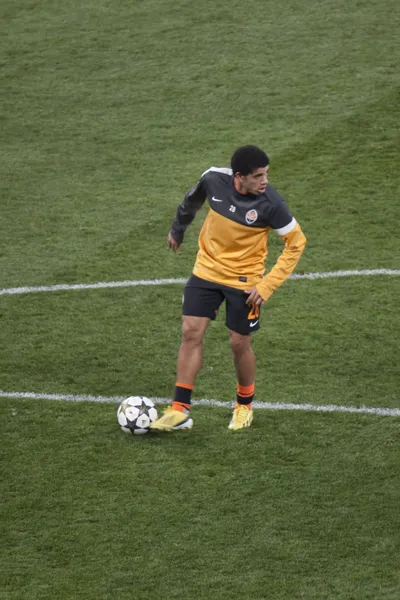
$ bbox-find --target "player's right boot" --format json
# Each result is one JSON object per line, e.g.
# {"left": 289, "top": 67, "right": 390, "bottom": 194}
{"left": 149, "top": 406, "right": 193, "bottom": 432}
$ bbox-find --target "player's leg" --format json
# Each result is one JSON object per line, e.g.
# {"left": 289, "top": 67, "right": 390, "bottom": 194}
{"left": 150, "top": 276, "right": 223, "bottom": 432}
{"left": 175, "top": 277, "right": 223, "bottom": 410}
{"left": 225, "top": 290, "right": 260, "bottom": 430}
{"left": 228, "top": 331, "right": 255, "bottom": 430}
{"left": 150, "top": 316, "right": 209, "bottom": 432}
{"left": 229, "top": 329, "right": 256, "bottom": 388}
{"left": 176, "top": 315, "right": 210, "bottom": 389}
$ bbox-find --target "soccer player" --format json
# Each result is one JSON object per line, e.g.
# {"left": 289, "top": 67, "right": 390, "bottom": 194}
{"left": 150, "top": 145, "right": 306, "bottom": 432}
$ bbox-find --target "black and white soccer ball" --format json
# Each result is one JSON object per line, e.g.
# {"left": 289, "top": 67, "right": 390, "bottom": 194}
{"left": 117, "top": 396, "right": 158, "bottom": 435}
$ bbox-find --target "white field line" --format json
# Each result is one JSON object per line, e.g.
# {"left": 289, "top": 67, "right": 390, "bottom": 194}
{"left": 0, "top": 390, "right": 399, "bottom": 417}
{"left": 0, "top": 269, "right": 399, "bottom": 296}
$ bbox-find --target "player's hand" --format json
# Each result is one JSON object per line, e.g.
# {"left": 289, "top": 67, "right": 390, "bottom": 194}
{"left": 167, "top": 232, "right": 181, "bottom": 253}
{"left": 245, "top": 287, "right": 265, "bottom": 306}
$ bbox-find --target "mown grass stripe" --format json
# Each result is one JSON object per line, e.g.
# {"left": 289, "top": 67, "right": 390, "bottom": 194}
{"left": 1, "top": 390, "right": 399, "bottom": 417}
{"left": 0, "top": 269, "right": 399, "bottom": 296}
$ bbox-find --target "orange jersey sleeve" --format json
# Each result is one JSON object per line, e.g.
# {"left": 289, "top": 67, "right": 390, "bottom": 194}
{"left": 256, "top": 222, "right": 307, "bottom": 301}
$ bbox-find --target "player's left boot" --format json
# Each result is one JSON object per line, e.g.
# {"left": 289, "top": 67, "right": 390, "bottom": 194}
{"left": 228, "top": 404, "right": 253, "bottom": 430}
{"left": 150, "top": 406, "right": 193, "bottom": 432}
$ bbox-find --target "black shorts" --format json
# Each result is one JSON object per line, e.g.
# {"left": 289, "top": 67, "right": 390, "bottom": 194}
{"left": 182, "top": 274, "right": 261, "bottom": 335}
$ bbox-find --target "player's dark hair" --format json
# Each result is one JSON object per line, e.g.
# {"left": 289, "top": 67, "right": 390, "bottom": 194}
{"left": 231, "top": 145, "right": 269, "bottom": 176}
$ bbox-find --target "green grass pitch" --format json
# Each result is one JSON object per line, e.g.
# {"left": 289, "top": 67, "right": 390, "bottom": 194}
{"left": 1, "top": 0, "right": 400, "bottom": 598}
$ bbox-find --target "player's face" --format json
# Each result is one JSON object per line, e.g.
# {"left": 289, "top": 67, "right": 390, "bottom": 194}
{"left": 237, "top": 166, "right": 269, "bottom": 195}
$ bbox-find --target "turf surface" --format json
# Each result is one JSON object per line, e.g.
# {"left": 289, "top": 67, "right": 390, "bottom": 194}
{"left": 1, "top": 0, "right": 399, "bottom": 598}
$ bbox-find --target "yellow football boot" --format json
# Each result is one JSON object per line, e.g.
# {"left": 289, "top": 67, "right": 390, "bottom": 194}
{"left": 150, "top": 407, "right": 193, "bottom": 432}
{"left": 228, "top": 404, "right": 253, "bottom": 430}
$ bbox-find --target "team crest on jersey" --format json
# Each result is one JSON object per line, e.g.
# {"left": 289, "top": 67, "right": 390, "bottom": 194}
{"left": 245, "top": 209, "right": 258, "bottom": 224}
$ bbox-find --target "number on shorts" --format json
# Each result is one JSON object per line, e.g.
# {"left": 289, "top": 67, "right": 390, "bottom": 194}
{"left": 248, "top": 303, "right": 260, "bottom": 320}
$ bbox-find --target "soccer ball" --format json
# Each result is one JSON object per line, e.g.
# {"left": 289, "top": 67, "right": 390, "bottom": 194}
{"left": 117, "top": 396, "right": 158, "bottom": 435}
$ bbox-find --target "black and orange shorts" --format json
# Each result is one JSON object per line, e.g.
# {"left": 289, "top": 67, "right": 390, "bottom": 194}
{"left": 182, "top": 274, "right": 261, "bottom": 335}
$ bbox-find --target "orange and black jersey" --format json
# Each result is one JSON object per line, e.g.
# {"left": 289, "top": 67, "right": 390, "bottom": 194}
{"left": 171, "top": 167, "right": 307, "bottom": 301}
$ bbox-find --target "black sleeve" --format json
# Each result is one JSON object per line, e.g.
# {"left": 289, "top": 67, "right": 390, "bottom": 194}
{"left": 266, "top": 187, "right": 293, "bottom": 230}
{"left": 269, "top": 201, "right": 293, "bottom": 230}
{"left": 170, "top": 178, "right": 207, "bottom": 244}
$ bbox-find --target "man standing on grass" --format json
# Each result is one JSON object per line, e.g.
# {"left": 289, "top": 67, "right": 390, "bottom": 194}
{"left": 150, "top": 145, "right": 306, "bottom": 432}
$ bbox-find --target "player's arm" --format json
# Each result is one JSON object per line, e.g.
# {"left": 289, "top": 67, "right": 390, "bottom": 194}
{"left": 169, "top": 178, "right": 207, "bottom": 251}
{"left": 254, "top": 216, "right": 306, "bottom": 302}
